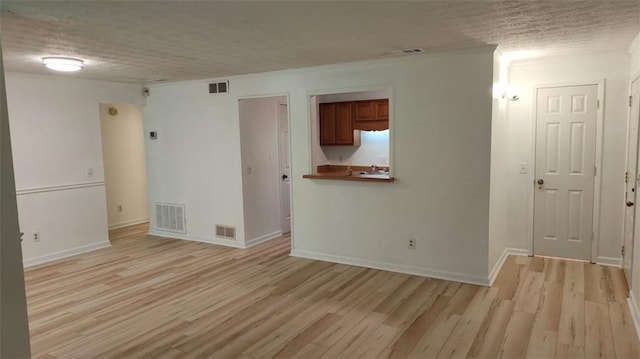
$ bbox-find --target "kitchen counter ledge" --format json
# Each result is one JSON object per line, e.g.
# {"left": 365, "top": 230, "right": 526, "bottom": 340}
{"left": 303, "top": 165, "right": 395, "bottom": 183}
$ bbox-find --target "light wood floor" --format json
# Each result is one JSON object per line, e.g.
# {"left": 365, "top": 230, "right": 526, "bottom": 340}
{"left": 25, "top": 223, "right": 640, "bottom": 358}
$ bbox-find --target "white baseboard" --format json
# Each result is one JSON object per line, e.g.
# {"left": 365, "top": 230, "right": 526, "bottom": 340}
{"left": 108, "top": 217, "right": 149, "bottom": 230}
{"left": 488, "top": 247, "right": 529, "bottom": 286}
{"left": 290, "top": 249, "right": 490, "bottom": 286}
{"left": 596, "top": 256, "right": 622, "bottom": 268}
{"left": 245, "top": 231, "right": 282, "bottom": 248}
{"left": 23, "top": 241, "right": 111, "bottom": 268}
{"left": 148, "top": 230, "right": 244, "bottom": 249}
{"left": 628, "top": 291, "right": 640, "bottom": 341}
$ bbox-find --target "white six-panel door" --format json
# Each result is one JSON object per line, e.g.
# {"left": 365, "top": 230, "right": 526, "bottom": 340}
{"left": 534, "top": 85, "right": 598, "bottom": 261}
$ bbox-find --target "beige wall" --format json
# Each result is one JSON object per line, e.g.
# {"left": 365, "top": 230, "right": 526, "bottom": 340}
{"left": 99, "top": 104, "right": 148, "bottom": 229}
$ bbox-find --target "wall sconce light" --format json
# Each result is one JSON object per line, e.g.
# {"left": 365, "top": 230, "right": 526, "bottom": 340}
{"left": 502, "top": 84, "right": 520, "bottom": 101}
{"left": 42, "top": 57, "right": 84, "bottom": 72}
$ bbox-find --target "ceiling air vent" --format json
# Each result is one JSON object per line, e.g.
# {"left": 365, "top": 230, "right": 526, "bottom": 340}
{"left": 215, "top": 225, "right": 236, "bottom": 240}
{"left": 208, "top": 80, "right": 229, "bottom": 94}
{"left": 400, "top": 48, "right": 425, "bottom": 54}
{"left": 155, "top": 203, "right": 186, "bottom": 234}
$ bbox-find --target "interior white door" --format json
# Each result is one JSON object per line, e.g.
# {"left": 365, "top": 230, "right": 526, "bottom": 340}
{"left": 533, "top": 85, "right": 598, "bottom": 261}
{"left": 624, "top": 79, "right": 640, "bottom": 283}
{"left": 278, "top": 103, "right": 291, "bottom": 233}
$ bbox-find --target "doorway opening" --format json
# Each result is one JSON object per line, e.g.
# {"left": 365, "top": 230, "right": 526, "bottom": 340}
{"left": 98, "top": 103, "right": 149, "bottom": 240}
{"left": 532, "top": 84, "right": 602, "bottom": 262}
{"left": 238, "top": 96, "right": 291, "bottom": 247}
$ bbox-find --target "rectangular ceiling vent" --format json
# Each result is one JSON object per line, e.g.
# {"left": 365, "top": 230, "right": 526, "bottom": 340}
{"left": 215, "top": 225, "right": 236, "bottom": 240}
{"left": 155, "top": 203, "right": 186, "bottom": 234}
{"left": 400, "top": 48, "right": 425, "bottom": 55}
{"left": 208, "top": 80, "right": 229, "bottom": 94}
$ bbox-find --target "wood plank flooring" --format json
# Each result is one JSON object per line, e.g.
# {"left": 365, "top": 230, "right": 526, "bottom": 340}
{"left": 24, "top": 223, "right": 640, "bottom": 358}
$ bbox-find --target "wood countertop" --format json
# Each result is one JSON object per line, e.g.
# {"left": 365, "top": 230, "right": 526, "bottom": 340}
{"left": 303, "top": 165, "right": 395, "bottom": 183}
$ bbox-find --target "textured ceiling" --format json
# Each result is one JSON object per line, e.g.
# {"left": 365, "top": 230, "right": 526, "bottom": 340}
{"left": 1, "top": 1, "right": 639, "bottom": 84}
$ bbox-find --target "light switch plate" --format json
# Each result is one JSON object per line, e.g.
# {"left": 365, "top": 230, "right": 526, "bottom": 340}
{"left": 519, "top": 162, "right": 528, "bottom": 174}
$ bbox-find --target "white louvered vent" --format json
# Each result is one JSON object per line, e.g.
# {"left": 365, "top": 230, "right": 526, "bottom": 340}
{"left": 215, "top": 225, "right": 236, "bottom": 240}
{"left": 155, "top": 203, "right": 186, "bottom": 233}
{"left": 208, "top": 80, "right": 229, "bottom": 94}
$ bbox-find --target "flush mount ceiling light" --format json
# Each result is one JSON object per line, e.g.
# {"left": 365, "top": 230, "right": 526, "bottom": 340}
{"left": 42, "top": 57, "right": 84, "bottom": 72}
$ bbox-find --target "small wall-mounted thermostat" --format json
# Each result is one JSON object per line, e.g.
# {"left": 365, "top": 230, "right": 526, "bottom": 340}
{"left": 150, "top": 131, "right": 158, "bottom": 140}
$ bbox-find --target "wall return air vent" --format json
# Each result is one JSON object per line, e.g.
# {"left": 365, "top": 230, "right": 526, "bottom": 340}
{"left": 155, "top": 203, "right": 186, "bottom": 234}
{"left": 215, "top": 225, "right": 236, "bottom": 240}
{"left": 208, "top": 80, "right": 229, "bottom": 94}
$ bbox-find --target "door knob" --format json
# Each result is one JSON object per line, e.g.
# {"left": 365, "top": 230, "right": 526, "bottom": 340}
{"left": 627, "top": 201, "right": 634, "bottom": 207}
{"left": 537, "top": 179, "right": 544, "bottom": 185}
{"left": 282, "top": 174, "right": 288, "bottom": 180}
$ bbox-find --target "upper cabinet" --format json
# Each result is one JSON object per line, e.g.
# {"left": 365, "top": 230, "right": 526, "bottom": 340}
{"left": 353, "top": 99, "right": 389, "bottom": 131}
{"left": 319, "top": 102, "right": 360, "bottom": 146}
{"left": 319, "top": 98, "right": 388, "bottom": 146}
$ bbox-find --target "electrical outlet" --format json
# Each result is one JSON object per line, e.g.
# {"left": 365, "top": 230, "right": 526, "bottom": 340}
{"left": 408, "top": 238, "right": 416, "bottom": 249}
{"left": 117, "top": 205, "right": 123, "bottom": 213}
{"left": 33, "top": 232, "right": 40, "bottom": 243}
{"left": 86, "top": 168, "right": 94, "bottom": 177}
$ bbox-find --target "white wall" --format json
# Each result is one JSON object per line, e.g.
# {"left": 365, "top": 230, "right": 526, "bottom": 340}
{"left": 488, "top": 50, "right": 512, "bottom": 282}
{"left": 99, "top": 104, "right": 148, "bottom": 229}
{"left": 145, "top": 47, "right": 496, "bottom": 284}
{"left": 506, "top": 52, "right": 631, "bottom": 264}
{"left": 631, "top": 32, "right": 640, "bottom": 80}
{"left": 5, "top": 73, "right": 145, "bottom": 265}
{"left": 239, "top": 96, "right": 285, "bottom": 245}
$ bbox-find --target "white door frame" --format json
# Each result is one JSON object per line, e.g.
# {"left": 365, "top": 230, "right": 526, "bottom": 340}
{"left": 623, "top": 74, "right": 640, "bottom": 282}
{"left": 527, "top": 79, "right": 605, "bottom": 263}
{"left": 277, "top": 101, "right": 291, "bottom": 234}
{"left": 236, "top": 92, "right": 293, "bottom": 246}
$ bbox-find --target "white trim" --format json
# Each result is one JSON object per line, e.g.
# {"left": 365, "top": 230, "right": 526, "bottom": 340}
{"left": 628, "top": 291, "right": 640, "bottom": 341}
{"left": 593, "top": 80, "right": 606, "bottom": 263}
{"left": 596, "top": 256, "right": 622, "bottom": 268}
{"left": 16, "top": 181, "right": 105, "bottom": 196}
{"left": 23, "top": 240, "right": 111, "bottom": 268}
{"left": 148, "top": 230, "right": 244, "bottom": 249}
{"left": 245, "top": 231, "right": 282, "bottom": 248}
{"left": 489, "top": 248, "right": 530, "bottom": 286}
{"left": 108, "top": 218, "right": 149, "bottom": 230}
{"left": 528, "top": 80, "right": 605, "bottom": 262}
{"left": 290, "top": 249, "right": 490, "bottom": 286}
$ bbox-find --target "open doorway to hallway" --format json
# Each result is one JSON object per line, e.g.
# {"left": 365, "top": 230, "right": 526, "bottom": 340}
{"left": 99, "top": 104, "right": 149, "bottom": 238}
{"left": 239, "top": 96, "right": 291, "bottom": 247}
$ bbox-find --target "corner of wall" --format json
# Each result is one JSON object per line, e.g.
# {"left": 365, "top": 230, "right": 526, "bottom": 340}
{"left": 628, "top": 291, "right": 640, "bottom": 341}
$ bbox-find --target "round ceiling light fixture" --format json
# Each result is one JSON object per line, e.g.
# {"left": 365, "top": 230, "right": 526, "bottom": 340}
{"left": 42, "top": 57, "right": 84, "bottom": 72}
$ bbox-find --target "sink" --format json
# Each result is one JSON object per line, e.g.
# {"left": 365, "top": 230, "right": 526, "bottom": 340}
{"left": 358, "top": 171, "right": 389, "bottom": 178}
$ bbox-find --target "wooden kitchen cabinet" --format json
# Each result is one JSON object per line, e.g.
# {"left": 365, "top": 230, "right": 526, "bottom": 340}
{"left": 319, "top": 102, "right": 360, "bottom": 146}
{"left": 374, "top": 99, "right": 388, "bottom": 120}
{"left": 353, "top": 99, "right": 389, "bottom": 131}
{"left": 354, "top": 101, "right": 375, "bottom": 122}
{"left": 319, "top": 103, "right": 336, "bottom": 145}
